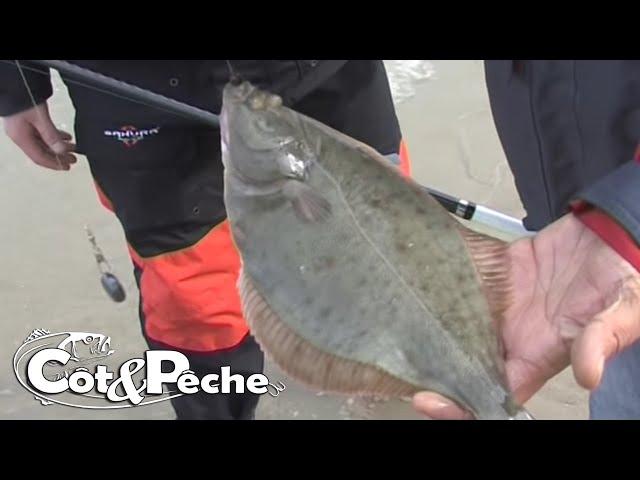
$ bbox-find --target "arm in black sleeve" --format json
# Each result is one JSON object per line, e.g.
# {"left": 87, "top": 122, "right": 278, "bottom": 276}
{"left": 0, "top": 61, "right": 53, "bottom": 117}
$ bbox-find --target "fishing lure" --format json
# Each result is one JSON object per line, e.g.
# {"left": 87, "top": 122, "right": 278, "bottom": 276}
{"left": 85, "top": 226, "right": 126, "bottom": 303}
{"left": 13, "top": 60, "right": 127, "bottom": 303}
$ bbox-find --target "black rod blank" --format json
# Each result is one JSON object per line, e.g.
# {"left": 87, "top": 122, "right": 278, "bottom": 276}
{"left": 30, "top": 60, "right": 220, "bottom": 127}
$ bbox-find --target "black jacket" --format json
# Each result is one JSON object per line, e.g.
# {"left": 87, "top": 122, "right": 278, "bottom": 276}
{"left": 485, "top": 60, "right": 640, "bottom": 243}
{"left": 0, "top": 60, "right": 348, "bottom": 120}
{"left": 0, "top": 60, "right": 402, "bottom": 254}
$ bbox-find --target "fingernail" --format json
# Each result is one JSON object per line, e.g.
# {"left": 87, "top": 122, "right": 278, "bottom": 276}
{"left": 432, "top": 399, "right": 455, "bottom": 409}
{"left": 414, "top": 393, "right": 452, "bottom": 409}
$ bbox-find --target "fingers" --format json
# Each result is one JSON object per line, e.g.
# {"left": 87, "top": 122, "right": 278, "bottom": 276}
{"left": 412, "top": 392, "right": 474, "bottom": 420}
{"left": 57, "top": 129, "right": 73, "bottom": 141}
{"left": 35, "top": 134, "right": 77, "bottom": 168}
{"left": 17, "top": 127, "right": 75, "bottom": 171}
{"left": 34, "top": 116, "right": 76, "bottom": 156}
{"left": 4, "top": 103, "right": 77, "bottom": 170}
{"left": 7, "top": 125, "right": 76, "bottom": 171}
{"left": 571, "top": 276, "right": 640, "bottom": 390}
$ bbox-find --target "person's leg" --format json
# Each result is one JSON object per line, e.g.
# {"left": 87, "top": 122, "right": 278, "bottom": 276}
{"left": 589, "top": 340, "right": 640, "bottom": 419}
{"left": 64, "top": 60, "right": 406, "bottom": 420}
{"left": 133, "top": 265, "right": 263, "bottom": 420}
{"left": 166, "top": 337, "right": 263, "bottom": 420}
{"left": 67, "top": 89, "right": 264, "bottom": 419}
{"left": 94, "top": 167, "right": 264, "bottom": 420}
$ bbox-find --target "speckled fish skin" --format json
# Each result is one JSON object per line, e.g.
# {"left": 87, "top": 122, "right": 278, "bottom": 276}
{"left": 220, "top": 80, "right": 534, "bottom": 420}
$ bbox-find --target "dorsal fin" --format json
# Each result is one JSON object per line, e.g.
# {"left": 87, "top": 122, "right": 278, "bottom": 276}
{"left": 455, "top": 222, "right": 513, "bottom": 331}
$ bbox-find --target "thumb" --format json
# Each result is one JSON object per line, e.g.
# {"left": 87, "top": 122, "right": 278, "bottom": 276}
{"left": 32, "top": 108, "right": 67, "bottom": 155}
{"left": 571, "top": 276, "right": 640, "bottom": 390}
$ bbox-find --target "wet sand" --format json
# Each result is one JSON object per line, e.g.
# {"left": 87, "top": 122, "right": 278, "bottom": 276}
{"left": 0, "top": 61, "right": 588, "bottom": 420}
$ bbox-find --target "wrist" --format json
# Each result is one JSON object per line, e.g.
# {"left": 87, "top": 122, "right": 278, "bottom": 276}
{"left": 571, "top": 201, "right": 640, "bottom": 273}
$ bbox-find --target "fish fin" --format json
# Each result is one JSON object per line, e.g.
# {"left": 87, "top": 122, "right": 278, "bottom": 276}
{"left": 238, "top": 269, "right": 419, "bottom": 399}
{"left": 457, "top": 223, "right": 513, "bottom": 326}
{"left": 282, "top": 180, "right": 332, "bottom": 223}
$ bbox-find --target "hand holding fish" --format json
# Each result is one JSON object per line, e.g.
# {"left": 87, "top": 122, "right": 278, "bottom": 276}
{"left": 412, "top": 212, "right": 640, "bottom": 419}
{"left": 3, "top": 102, "right": 76, "bottom": 171}
{"left": 221, "top": 80, "right": 640, "bottom": 419}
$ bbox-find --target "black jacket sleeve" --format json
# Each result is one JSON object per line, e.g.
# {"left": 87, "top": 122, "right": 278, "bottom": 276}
{"left": 574, "top": 159, "right": 640, "bottom": 245}
{"left": 0, "top": 61, "right": 53, "bottom": 116}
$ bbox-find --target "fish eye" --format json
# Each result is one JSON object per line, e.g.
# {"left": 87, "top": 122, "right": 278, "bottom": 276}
{"left": 85, "top": 336, "right": 93, "bottom": 342}
{"left": 295, "top": 140, "right": 312, "bottom": 156}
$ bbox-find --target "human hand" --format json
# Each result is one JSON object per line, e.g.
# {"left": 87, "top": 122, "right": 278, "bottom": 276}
{"left": 413, "top": 213, "right": 640, "bottom": 419}
{"left": 3, "top": 102, "right": 76, "bottom": 171}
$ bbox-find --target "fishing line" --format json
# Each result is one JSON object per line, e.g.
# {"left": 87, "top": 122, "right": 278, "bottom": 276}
{"left": 13, "top": 60, "right": 127, "bottom": 303}
{"left": 6, "top": 61, "right": 532, "bottom": 233}
{"left": 7, "top": 59, "right": 534, "bottom": 305}
{"left": 1, "top": 60, "right": 219, "bottom": 127}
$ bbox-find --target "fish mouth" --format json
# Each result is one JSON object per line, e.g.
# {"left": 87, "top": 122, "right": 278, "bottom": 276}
{"left": 224, "top": 80, "right": 284, "bottom": 111}
{"left": 224, "top": 80, "right": 256, "bottom": 104}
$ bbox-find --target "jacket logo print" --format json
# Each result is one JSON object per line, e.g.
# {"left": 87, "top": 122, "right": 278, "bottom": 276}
{"left": 104, "top": 126, "right": 160, "bottom": 148}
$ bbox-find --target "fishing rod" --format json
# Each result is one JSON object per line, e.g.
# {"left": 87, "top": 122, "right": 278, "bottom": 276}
{"left": 28, "top": 61, "right": 536, "bottom": 238}
{"left": 29, "top": 60, "right": 220, "bottom": 127}
{"left": 12, "top": 60, "right": 535, "bottom": 302}
{"left": 20, "top": 61, "right": 531, "bottom": 226}
{"left": 429, "top": 189, "right": 534, "bottom": 238}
